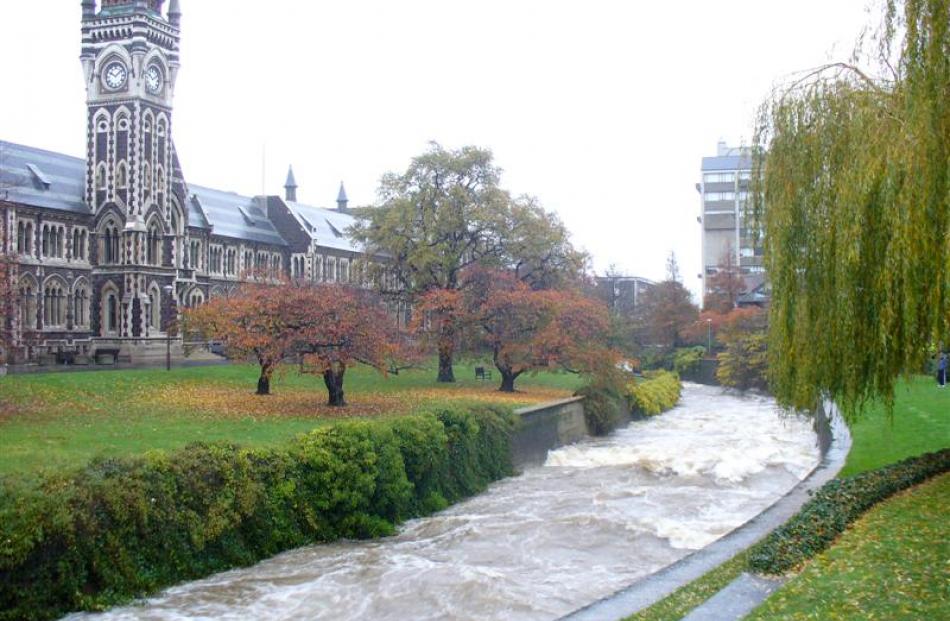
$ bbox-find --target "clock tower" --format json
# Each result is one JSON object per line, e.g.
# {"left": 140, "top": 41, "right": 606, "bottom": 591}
{"left": 80, "top": 0, "right": 183, "bottom": 339}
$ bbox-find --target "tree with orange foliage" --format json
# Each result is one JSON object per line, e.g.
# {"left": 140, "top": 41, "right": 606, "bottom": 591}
{"left": 185, "top": 283, "right": 296, "bottom": 395}
{"left": 419, "top": 268, "right": 613, "bottom": 392}
{"left": 704, "top": 246, "right": 747, "bottom": 313}
{"left": 186, "top": 283, "right": 407, "bottom": 406}
{"left": 683, "top": 307, "right": 767, "bottom": 352}
{"left": 287, "top": 285, "right": 407, "bottom": 407}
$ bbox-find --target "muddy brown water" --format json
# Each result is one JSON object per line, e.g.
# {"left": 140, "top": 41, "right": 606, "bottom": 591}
{"left": 66, "top": 384, "right": 819, "bottom": 621}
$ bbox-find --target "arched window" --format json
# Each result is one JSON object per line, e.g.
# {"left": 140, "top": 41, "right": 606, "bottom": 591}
{"left": 73, "top": 282, "right": 90, "bottom": 328}
{"left": 147, "top": 220, "right": 162, "bottom": 266}
{"left": 143, "top": 163, "right": 152, "bottom": 200}
{"left": 18, "top": 277, "right": 37, "bottom": 331}
{"left": 43, "top": 280, "right": 66, "bottom": 328}
{"left": 102, "top": 286, "right": 120, "bottom": 335}
{"left": 148, "top": 286, "right": 161, "bottom": 331}
{"left": 56, "top": 227, "right": 65, "bottom": 258}
{"left": 16, "top": 223, "right": 25, "bottom": 254}
{"left": 102, "top": 222, "right": 121, "bottom": 264}
{"left": 96, "top": 163, "right": 108, "bottom": 190}
{"left": 115, "top": 161, "right": 128, "bottom": 189}
{"left": 328, "top": 257, "right": 337, "bottom": 282}
{"left": 24, "top": 223, "right": 33, "bottom": 255}
{"left": 42, "top": 225, "right": 50, "bottom": 257}
{"left": 188, "top": 290, "right": 204, "bottom": 308}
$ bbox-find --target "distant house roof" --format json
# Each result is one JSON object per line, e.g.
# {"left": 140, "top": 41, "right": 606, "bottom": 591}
{"left": 0, "top": 140, "right": 88, "bottom": 214}
{"left": 285, "top": 200, "right": 362, "bottom": 253}
{"left": 701, "top": 155, "right": 752, "bottom": 172}
{"left": 190, "top": 185, "right": 287, "bottom": 246}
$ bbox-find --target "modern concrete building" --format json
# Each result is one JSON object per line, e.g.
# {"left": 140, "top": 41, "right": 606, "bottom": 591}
{"left": 593, "top": 275, "right": 655, "bottom": 316}
{"left": 696, "top": 141, "right": 764, "bottom": 304}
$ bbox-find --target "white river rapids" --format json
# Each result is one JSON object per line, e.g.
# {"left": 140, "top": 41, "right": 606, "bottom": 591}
{"left": 66, "top": 384, "right": 820, "bottom": 621}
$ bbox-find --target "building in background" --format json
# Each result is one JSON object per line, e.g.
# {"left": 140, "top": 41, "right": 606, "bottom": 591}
{"left": 696, "top": 141, "right": 764, "bottom": 307}
{"left": 593, "top": 275, "right": 655, "bottom": 316}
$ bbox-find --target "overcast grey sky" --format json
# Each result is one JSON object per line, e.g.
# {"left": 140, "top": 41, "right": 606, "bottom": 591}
{"left": 0, "top": 0, "right": 873, "bottom": 299}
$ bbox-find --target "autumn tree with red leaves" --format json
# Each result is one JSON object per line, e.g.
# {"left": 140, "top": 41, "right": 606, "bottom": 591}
{"left": 287, "top": 285, "right": 408, "bottom": 407}
{"left": 704, "top": 246, "right": 747, "bottom": 313}
{"left": 418, "top": 268, "right": 613, "bottom": 392}
{"left": 186, "top": 283, "right": 408, "bottom": 406}
{"left": 185, "top": 283, "right": 296, "bottom": 395}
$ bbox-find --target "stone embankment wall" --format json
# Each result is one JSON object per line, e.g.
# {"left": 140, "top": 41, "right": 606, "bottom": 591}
{"left": 511, "top": 397, "right": 591, "bottom": 468}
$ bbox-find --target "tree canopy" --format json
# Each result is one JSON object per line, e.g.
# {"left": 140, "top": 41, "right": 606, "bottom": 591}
{"left": 752, "top": 0, "right": 949, "bottom": 413}
{"left": 350, "top": 143, "right": 586, "bottom": 382}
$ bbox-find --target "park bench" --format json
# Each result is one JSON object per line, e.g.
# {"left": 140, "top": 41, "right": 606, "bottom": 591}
{"left": 475, "top": 366, "right": 493, "bottom": 381}
{"left": 94, "top": 348, "right": 120, "bottom": 365}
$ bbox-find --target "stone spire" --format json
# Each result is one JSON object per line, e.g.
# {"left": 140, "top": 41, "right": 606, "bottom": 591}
{"left": 337, "top": 182, "right": 349, "bottom": 212}
{"left": 168, "top": 0, "right": 181, "bottom": 26}
{"left": 82, "top": 0, "right": 96, "bottom": 19}
{"left": 284, "top": 166, "right": 298, "bottom": 202}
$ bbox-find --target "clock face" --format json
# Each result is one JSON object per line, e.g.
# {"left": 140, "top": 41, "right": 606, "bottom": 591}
{"left": 145, "top": 65, "right": 163, "bottom": 94}
{"left": 103, "top": 62, "right": 128, "bottom": 90}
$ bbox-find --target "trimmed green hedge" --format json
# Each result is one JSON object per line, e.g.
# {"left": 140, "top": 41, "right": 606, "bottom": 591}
{"left": 627, "top": 371, "right": 682, "bottom": 416}
{"left": 748, "top": 449, "right": 950, "bottom": 575}
{"left": 576, "top": 383, "right": 628, "bottom": 436}
{"left": 0, "top": 406, "right": 515, "bottom": 621}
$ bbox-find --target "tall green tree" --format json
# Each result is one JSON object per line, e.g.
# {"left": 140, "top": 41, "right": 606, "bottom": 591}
{"left": 351, "top": 143, "right": 584, "bottom": 382}
{"left": 752, "top": 0, "right": 949, "bottom": 413}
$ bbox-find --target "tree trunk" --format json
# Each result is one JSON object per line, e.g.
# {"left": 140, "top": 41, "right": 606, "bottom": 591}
{"left": 498, "top": 369, "right": 517, "bottom": 393}
{"left": 324, "top": 365, "right": 347, "bottom": 407}
{"left": 256, "top": 375, "right": 270, "bottom": 395}
{"left": 437, "top": 322, "right": 456, "bottom": 383}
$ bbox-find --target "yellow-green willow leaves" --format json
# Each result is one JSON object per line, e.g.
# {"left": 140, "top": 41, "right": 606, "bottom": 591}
{"left": 752, "top": 0, "right": 949, "bottom": 415}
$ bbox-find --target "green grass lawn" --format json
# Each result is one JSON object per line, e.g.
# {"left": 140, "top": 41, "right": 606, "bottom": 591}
{"left": 747, "top": 473, "right": 950, "bottom": 620}
{"left": 0, "top": 362, "right": 581, "bottom": 477}
{"left": 627, "top": 375, "right": 950, "bottom": 621}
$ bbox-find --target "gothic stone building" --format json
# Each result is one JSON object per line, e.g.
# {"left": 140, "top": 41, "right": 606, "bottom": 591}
{"left": 0, "top": 0, "right": 378, "bottom": 365}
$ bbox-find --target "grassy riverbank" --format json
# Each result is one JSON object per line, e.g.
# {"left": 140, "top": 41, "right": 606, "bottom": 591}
{"left": 747, "top": 472, "right": 949, "bottom": 619}
{"left": 627, "top": 375, "right": 949, "bottom": 621}
{"left": 0, "top": 363, "right": 580, "bottom": 476}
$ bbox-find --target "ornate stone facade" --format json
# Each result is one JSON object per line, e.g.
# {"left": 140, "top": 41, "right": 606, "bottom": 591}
{"left": 0, "top": 1, "right": 378, "bottom": 365}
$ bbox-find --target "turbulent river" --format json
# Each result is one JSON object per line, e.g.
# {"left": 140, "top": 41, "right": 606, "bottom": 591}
{"left": 67, "top": 384, "right": 820, "bottom": 621}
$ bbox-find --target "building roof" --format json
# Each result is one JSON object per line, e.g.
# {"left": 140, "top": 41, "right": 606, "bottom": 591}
{"left": 285, "top": 200, "right": 361, "bottom": 253}
{"left": 0, "top": 140, "right": 88, "bottom": 214}
{"left": 190, "top": 185, "right": 287, "bottom": 246}
{"left": 701, "top": 155, "right": 752, "bottom": 172}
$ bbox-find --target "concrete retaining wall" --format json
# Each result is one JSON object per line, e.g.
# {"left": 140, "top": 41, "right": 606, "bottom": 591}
{"left": 511, "top": 397, "right": 589, "bottom": 468}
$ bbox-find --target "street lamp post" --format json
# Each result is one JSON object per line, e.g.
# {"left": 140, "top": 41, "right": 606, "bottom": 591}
{"left": 163, "top": 284, "right": 173, "bottom": 371}
{"left": 706, "top": 318, "right": 713, "bottom": 355}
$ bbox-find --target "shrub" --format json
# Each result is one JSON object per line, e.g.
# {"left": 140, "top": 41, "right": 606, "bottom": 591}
{"left": 716, "top": 313, "right": 768, "bottom": 391}
{"left": 0, "top": 407, "right": 515, "bottom": 621}
{"left": 576, "top": 382, "right": 628, "bottom": 436}
{"left": 747, "top": 449, "right": 950, "bottom": 575}
{"left": 626, "top": 370, "right": 682, "bottom": 416}
{"left": 673, "top": 346, "right": 706, "bottom": 375}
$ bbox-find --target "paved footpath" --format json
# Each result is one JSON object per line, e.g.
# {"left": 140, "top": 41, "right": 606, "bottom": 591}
{"left": 561, "top": 405, "right": 851, "bottom": 621}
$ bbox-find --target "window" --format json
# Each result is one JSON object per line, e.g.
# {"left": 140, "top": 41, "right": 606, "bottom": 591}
{"left": 96, "top": 163, "right": 107, "bottom": 190}
{"left": 105, "top": 292, "right": 119, "bottom": 334}
{"left": 704, "top": 191, "right": 736, "bottom": 203}
{"left": 147, "top": 222, "right": 162, "bottom": 266}
{"left": 74, "top": 284, "right": 90, "bottom": 328}
{"left": 704, "top": 173, "right": 735, "bottom": 184}
{"left": 103, "top": 223, "right": 120, "bottom": 264}
{"left": 43, "top": 281, "right": 66, "bottom": 328}
{"left": 315, "top": 254, "right": 324, "bottom": 281}
{"left": 18, "top": 279, "right": 37, "bottom": 330}
{"left": 148, "top": 287, "right": 161, "bottom": 331}
{"left": 340, "top": 259, "right": 350, "bottom": 283}
{"left": 115, "top": 162, "right": 128, "bottom": 189}
{"left": 327, "top": 257, "right": 337, "bottom": 282}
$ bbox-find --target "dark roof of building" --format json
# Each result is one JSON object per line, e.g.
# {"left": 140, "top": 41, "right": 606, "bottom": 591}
{"left": 190, "top": 185, "right": 287, "bottom": 246}
{"left": 0, "top": 140, "right": 88, "bottom": 214}
{"left": 701, "top": 155, "right": 752, "bottom": 172}
{"left": 285, "top": 200, "right": 361, "bottom": 253}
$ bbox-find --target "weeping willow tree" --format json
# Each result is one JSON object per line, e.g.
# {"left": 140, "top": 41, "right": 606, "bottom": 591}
{"left": 751, "top": 0, "right": 949, "bottom": 415}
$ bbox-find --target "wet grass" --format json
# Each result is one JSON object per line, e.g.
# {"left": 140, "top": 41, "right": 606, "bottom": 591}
{"left": 626, "top": 375, "right": 950, "bottom": 621}
{"left": 747, "top": 473, "right": 950, "bottom": 620}
{"left": 0, "top": 362, "right": 582, "bottom": 476}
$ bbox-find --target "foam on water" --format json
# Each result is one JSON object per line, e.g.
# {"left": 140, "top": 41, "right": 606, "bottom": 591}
{"left": 65, "top": 384, "right": 820, "bottom": 621}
